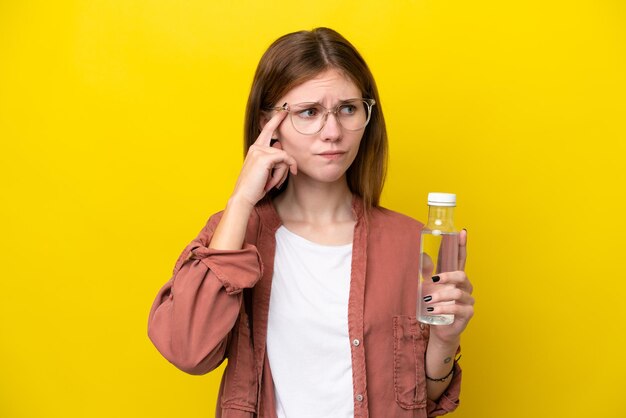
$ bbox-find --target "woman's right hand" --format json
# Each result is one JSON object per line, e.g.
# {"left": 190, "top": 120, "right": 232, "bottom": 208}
{"left": 231, "top": 109, "right": 298, "bottom": 208}
{"left": 210, "top": 110, "right": 296, "bottom": 250}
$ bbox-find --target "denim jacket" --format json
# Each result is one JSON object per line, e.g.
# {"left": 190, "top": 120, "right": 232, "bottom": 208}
{"left": 148, "top": 196, "right": 462, "bottom": 418}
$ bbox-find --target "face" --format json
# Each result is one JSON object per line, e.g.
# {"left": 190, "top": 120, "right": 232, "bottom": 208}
{"left": 270, "top": 69, "right": 365, "bottom": 185}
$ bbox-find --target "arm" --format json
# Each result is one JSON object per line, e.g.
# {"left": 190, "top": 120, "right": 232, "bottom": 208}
{"left": 148, "top": 109, "right": 294, "bottom": 375}
{"left": 424, "top": 229, "right": 474, "bottom": 416}
{"left": 425, "top": 334, "right": 463, "bottom": 416}
{"left": 425, "top": 335, "right": 460, "bottom": 399}
{"left": 147, "top": 211, "right": 263, "bottom": 375}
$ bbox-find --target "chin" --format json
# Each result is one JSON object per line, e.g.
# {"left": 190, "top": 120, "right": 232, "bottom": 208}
{"left": 307, "top": 171, "right": 348, "bottom": 184}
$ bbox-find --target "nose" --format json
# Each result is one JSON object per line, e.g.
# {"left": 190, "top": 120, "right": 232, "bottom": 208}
{"left": 320, "top": 111, "right": 342, "bottom": 142}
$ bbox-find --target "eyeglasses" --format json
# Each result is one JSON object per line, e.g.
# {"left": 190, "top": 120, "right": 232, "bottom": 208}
{"left": 268, "top": 98, "right": 376, "bottom": 135}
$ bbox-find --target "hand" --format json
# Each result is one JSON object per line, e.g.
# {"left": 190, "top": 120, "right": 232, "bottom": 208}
{"left": 231, "top": 109, "right": 297, "bottom": 207}
{"left": 426, "top": 229, "right": 474, "bottom": 345}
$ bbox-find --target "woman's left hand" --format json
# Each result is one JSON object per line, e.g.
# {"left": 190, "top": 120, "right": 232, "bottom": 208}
{"left": 426, "top": 229, "right": 474, "bottom": 345}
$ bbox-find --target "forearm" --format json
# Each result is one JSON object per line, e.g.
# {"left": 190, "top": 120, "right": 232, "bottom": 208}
{"left": 209, "top": 195, "right": 255, "bottom": 250}
{"left": 425, "top": 334, "right": 460, "bottom": 401}
{"left": 149, "top": 211, "right": 264, "bottom": 374}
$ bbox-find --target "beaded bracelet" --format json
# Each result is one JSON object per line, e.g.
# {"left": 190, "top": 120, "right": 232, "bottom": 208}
{"left": 425, "top": 355, "right": 461, "bottom": 382}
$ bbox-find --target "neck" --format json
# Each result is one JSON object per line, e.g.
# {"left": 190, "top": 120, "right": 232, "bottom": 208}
{"left": 274, "top": 175, "right": 354, "bottom": 224}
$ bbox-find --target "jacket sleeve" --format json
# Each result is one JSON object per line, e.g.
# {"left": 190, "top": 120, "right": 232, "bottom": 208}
{"left": 147, "top": 213, "right": 264, "bottom": 375}
{"left": 427, "top": 360, "right": 462, "bottom": 416}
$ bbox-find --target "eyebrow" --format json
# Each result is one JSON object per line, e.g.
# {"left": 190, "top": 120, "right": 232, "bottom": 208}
{"left": 292, "top": 98, "right": 360, "bottom": 105}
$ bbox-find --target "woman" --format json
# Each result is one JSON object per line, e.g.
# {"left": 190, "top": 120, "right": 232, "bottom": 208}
{"left": 148, "top": 27, "right": 474, "bottom": 418}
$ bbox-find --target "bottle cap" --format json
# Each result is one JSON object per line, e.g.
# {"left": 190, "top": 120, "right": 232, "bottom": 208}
{"left": 428, "top": 192, "right": 456, "bottom": 207}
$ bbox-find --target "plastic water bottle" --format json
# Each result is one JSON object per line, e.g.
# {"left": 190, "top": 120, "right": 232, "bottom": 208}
{"left": 418, "top": 193, "right": 459, "bottom": 325}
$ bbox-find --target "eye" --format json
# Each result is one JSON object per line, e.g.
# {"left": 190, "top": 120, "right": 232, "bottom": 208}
{"left": 294, "top": 105, "right": 321, "bottom": 119}
{"left": 339, "top": 103, "right": 358, "bottom": 115}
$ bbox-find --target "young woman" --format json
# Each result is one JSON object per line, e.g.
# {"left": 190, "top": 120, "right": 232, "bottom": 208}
{"left": 148, "top": 27, "right": 474, "bottom": 418}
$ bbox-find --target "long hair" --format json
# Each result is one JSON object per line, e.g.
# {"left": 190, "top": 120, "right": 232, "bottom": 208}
{"left": 244, "top": 27, "right": 388, "bottom": 209}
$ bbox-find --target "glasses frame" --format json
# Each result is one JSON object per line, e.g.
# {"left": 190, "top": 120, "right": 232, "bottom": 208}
{"left": 268, "top": 98, "right": 376, "bottom": 136}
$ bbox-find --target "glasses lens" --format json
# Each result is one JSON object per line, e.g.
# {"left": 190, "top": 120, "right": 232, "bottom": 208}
{"left": 290, "top": 103, "right": 325, "bottom": 135}
{"left": 289, "top": 100, "right": 372, "bottom": 135}
{"left": 337, "top": 100, "right": 369, "bottom": 131}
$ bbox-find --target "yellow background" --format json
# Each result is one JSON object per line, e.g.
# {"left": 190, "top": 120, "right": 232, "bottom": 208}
{"left": 1, "top": 1, "right": 625, "bottom": 417}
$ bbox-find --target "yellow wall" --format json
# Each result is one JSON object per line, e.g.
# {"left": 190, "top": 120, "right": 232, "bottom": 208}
{"left": 1, "top": 1, "right": 625, "bottom": 417}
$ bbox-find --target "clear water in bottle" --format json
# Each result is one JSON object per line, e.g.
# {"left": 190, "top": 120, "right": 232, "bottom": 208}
{"left": 418, "top": 229, "right": 459, "bottom": 325}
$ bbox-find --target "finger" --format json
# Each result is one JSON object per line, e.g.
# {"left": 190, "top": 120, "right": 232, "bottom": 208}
{"left": 271, "top": 141, "right": 294, "bottom": 176}
{"left": 264, "top": 162, "right": 289, "bottom": 192}
{"left": 255, "top": 105, "right": 288, "bottom": 147}
{"left": 427, "top": 303, "right": 474, "bottom": 320}
{"left": 261, "top": 150, "right": 297, "bottom": 190}
{"left": 266, "top": 129, "right": 298, "bottom": 175}
{"left": 277, "top": 166, "right": 290, "bottom": 189}
{"left": 420, "top": 252, "right": 435, "bottom": 280}
{"left": 432, "top": 271, "right": 473, "bottom": 294}
{"left": 251, "top": 144, "right": 298, "bottom": 176}
{"left": 458, "top": 228, "right": 467, "bottom": 270}
{"left": 424, "top": 285, "right": 475, "bottom": 306}
{"left": 277, "top": 150, "right": 298, "bottom": 175}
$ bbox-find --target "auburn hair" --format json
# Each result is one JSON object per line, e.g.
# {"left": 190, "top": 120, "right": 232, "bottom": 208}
{"left": 244, "top": 27, "right": 388, "bottom": 209}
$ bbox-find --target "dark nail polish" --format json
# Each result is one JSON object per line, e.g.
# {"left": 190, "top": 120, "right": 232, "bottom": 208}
{"left": 423, "top": 295, "right": 432, "bottom": 302}
{"left": 432, "top": 276, "right": 440, "bottom": 283}
{"left": 426, "top": 307, "right": 434, "bottom": 312}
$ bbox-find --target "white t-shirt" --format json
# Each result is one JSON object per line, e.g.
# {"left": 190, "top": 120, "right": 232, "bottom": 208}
{"left": 266, "top": 225, "right": 354, "bottom": 418}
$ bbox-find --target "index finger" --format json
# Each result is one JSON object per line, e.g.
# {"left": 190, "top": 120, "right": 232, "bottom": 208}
{"left": 458, "top": 228, "right": 467, "bottom": 271}
{"left": 255, "top": 105, "right": 289, "bottom": 147}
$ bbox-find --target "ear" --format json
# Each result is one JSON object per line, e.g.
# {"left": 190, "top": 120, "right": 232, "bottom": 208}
{"left": 259, "top": 111, "right": 271, "bottom": 132}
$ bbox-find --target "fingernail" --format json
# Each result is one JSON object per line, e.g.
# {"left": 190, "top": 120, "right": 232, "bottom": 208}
{"left": 463, "top": 228, "right": 467, "bottom": 233}
{"left": 423, "top": 295, "right": 432, "bottom": 302}
{"left": 426, "top": 307, "right": 434, "bottom": 312}
{"left": 432, "top": 276, "right": 440, "bottom": 283}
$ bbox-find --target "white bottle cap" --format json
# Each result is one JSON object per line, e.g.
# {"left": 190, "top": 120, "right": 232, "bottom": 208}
{"left": 428, "top": 192, "right": 456, "bottom": 207}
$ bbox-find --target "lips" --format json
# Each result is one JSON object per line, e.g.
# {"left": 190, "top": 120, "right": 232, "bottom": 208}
{"left": 317, "top": 150, "right": 346, "bottom": 156}
{"left": 317, "top": 151, "right": 346, "bottom": 160}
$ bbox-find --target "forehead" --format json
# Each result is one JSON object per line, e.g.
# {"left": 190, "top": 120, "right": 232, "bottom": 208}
{"left": 282, "top": 69, "right": 361, "bottom": 103}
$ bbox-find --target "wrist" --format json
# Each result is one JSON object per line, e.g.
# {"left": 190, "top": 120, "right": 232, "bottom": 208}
{"left": 426, "top": 360, "right": 457, "bottom": 382}
{"left": 227, "top": 194, "right": 256, "bottom": 214}
{"left": 428, "top": 333, "right": 460, "bottom": 352}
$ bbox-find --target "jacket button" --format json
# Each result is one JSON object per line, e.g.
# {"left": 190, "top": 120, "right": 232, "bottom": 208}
{"left": 352, "top": 339, "right": 360, "bottom": 347}
{"left": 356, "top": 394, "right": 364, "bottom": 402}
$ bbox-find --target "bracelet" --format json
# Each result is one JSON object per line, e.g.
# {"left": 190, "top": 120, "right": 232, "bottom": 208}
{"left": 425, "top": 355, "right": 461, "bottom": 382}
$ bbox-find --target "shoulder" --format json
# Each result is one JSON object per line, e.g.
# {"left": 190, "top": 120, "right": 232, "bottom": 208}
{"left": 365, "top": 206, "right": 423, "bottom": 251}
